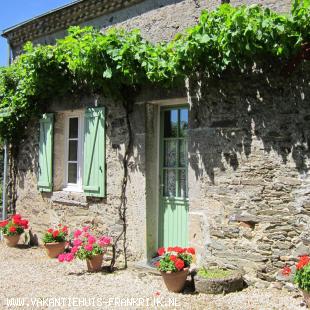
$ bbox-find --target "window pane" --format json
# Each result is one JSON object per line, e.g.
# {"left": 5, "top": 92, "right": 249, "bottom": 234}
{"left": 164, "top": 110, "right": 178, "bottom": 137}
{"left": 179, "top": 109, "right": 188, "bottom": 137}
{"left": 68, "top": 163, "right": 77, "bottom": 184}
{"left": 164, "top": 170, "right": 176, "bottom": 197}
{"left": 179, "top": 140, "right": 187, "bottom": 167}
{"left": 69, "top": 117, "right": 79, "bottom": 138}
{"left": 179, "top": 169, "right": 188, "bottom": 198}
{"left": 164, "top": 140, "right": 177, "bottom": 167}
{"left": 68, "top": 140, "right": 78, "bottom": 161}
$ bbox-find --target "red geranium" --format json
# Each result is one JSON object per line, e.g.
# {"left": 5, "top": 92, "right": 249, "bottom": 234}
{"left": 175, "top": 259, "right": 185, "bottom": 271}
{"left": 158, "top": 247, "right": 166, "bottom": 256}
{"left": 186, "top": 247, "right": 196, "bottom": 255}
{"left": 172, "top": 246, "right": 184, "bottom": 253}
{"left": 0, "top": 220, "right": 9, "bottom": 227}
{"left": 0, "top": 214, "right": 29, "bottom": 236}
{"left": 156, "top": 246, "right": 195, "bottom": 273}
{"left": 296, "top": 256, "right": 310, "bottom": 270}
{"left": 12, "top": 214, "right": 21, "bottom": 221}
{"left": 9, "top": 226, "right": 16, "bottom": 233}
{"left": 42, "top": 225, "right": 68, "bottom": 243}
{"left": 170, "top": 255, "right": 177, "bottom": 262}
{"left": 281, "top": 266, "right": 292, "bottom": 276}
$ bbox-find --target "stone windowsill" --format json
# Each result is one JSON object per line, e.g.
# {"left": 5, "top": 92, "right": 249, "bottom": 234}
{"left": 51, "top": 191, "right": 88, "bottom": 207}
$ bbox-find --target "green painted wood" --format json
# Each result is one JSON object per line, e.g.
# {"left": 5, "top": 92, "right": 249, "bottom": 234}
{"left": 38, "top": 113, "right": 54, "bottom": 192}
{"left": 159, "top": 106, "right": 189, "bottom": 248}
{"left": 83, "top": 107, "right": 106, "bottom": 197}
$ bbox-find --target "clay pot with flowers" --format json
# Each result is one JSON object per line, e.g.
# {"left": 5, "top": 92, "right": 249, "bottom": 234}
{"left": 281, "top": 255, "right": 310, "bottom": 307}
{"left": 156, "top": 246, "right": 195, "bottom": 293}
{"left": 42, "top": 224, "right": 69, "bottom": 258}
{"left": 58, "top": 226, "right": 112, "bottom": 272}
{"left": 0, "top": 214, "right": 29, "bottom": 247}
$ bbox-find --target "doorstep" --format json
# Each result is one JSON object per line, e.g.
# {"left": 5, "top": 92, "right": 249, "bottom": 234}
{"left": 131, "top": 259, "right": 161, "bottom": 276}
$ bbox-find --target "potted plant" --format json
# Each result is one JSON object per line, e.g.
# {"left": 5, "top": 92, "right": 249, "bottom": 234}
{"left": 156, "top": 246, "right": 195, "bottom": 293}
{"left": 42, "top": 224, "right": 68, "bottom": 258}
{"left": 0, "top": 214, "right": 29, "bottom": 247}
{"left": 281, "top": 255, "right": 310, "bottom": 307}
{"left": 58, "top": 226, "right": 112, "bottom": 272}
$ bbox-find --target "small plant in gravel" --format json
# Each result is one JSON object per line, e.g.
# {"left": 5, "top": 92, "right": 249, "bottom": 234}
{"left": 156, "top": 247, "right": 195, "bottom": 272}
{"left": 198, "top": 267, "right": 233, "bottom": 279}
{"left": 42, "top": 224, "right": 68, "bottom": 243}
{"left": 0, "top": 214, "right": 29, "bottom": 236}
{"left": 58, "top": 226, "right": 112, "bottom": 271}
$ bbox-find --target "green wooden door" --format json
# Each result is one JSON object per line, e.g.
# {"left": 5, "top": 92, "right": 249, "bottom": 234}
{"left": 159, "top": 106, "right": 189, "bottom": 247}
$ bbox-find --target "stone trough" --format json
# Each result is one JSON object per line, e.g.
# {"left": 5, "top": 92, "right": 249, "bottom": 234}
{"left": 195, "top": 269, "right": 245, "bottom": 295}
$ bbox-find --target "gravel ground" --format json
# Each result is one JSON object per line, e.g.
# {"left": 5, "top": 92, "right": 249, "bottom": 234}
{"left": 0, "top": 244, "right": 306, "bottom": 310}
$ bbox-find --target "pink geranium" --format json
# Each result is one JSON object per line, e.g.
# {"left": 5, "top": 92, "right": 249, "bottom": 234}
{"left": 73, "top": 229, "right": 82, "bottom": 238}
{"left": 73, "top": 239, "right": 82, "bottom": 247}
{"left": 84, "top": 244, "right": 93, "bottom": 251}
{"left": 58, "top": 226, "right": 112, "bottom": 263}
{"left": 65, "top": 253, "right": 75, "bottom": 262}
{"left": 71, "top": 246, "right": 79, "bottom": 254}
{"left": 98, "top": 236, "right": 112, "bottom": 246}
{"left": 88, "top": 235, "right": 96, "bottom": 244}
{"left": 58, "top": 253, "right": 66, "bottom": 262}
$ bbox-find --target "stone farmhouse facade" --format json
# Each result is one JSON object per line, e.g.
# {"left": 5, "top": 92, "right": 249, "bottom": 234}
{"left": 2, "top": 0, "right": 310, "bottom": 281}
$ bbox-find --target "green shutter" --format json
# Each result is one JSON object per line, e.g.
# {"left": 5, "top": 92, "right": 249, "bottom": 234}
{"left": 38, "top": 113, "right": 54, "bottom": 192}
{"left": 83, "top": 107, "right": 106, "bottom": 197}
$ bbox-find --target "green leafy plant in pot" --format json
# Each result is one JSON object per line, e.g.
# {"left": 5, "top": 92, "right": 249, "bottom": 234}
{"left": 156, "top": 246, "right": 195, "bottom": 293}
{"left": 282, "top": 255, "right": 310, "bottom": 307}
{"left": 0, "top": 214, "right": 29, "bottom": 247}
{"left": 42, "top": 224, "right": 68, "bottom": 258}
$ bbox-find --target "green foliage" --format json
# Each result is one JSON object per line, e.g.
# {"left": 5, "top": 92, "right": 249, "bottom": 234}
{"left": 42, "top": 231, "right": 67, "bottom": 243}
{"left": 76, "top": 244, "right": 104, "bottom": 260}
{"left": 198, "top": 267, "right": 233, "bottom": 279}
{"left": 0, "top": 3, "right": 309, "bottom": 143}
{"left": 157, "top": 252, "right": 192, "bottom": 272}
{"left": 295, "top": 263, "right": 310, "bottom": 292}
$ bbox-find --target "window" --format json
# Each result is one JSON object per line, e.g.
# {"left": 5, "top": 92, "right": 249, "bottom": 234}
{"left": 38, "top": 107, "right": 106, "bottom": 197}
{"left": 64, "top": 113, "right": 84, "bottom": 191}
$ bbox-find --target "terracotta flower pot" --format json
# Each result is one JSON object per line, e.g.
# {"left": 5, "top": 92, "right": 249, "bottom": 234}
{"left": 86, "top": 254, "right": 103, "bottom": 272}
{"left": 44, "top": 242, "right": 66, "bottom": 258}
{"left": 160, "top": 268, "right": 189, "bottom": 293}
{"left": 4, "top": 234, "right": 21, "bottom": 247}
{"left": 302, "top": 290, "right": 310, "bottom": 308}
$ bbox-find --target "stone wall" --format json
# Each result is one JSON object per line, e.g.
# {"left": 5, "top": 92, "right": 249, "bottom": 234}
{"left": 10, "top": 0, "right": 292, "bottom": 55}
{"left": 187, "top": 62, "right": 310, "bottom": 282}
{"left": 15, "top": 97, "right": 147, "bottom": 263}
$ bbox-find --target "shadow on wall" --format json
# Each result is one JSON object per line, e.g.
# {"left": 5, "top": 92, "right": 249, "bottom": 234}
{"left": 187, "top": 62, "right": 310, "bottom": 183}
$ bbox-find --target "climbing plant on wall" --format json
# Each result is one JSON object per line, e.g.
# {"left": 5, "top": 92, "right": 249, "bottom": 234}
{"left": 0, "top": 1, "right": 309, "bottom": 143}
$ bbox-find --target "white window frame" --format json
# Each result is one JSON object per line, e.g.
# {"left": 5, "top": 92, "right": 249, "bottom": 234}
{"left": 63, "top": 111, "right": 84, "bottom": 192}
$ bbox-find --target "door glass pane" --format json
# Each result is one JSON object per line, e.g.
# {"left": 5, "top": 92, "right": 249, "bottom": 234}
{"left": 68, "top": 140, "right": 78, "bottom": 161}
{"left": 179, "top": 109, "right": 188, "bottom": 137}
{"left": 164, "top": 170, "right": 176, "bottom": 197}
{"left": 164, "top": 110, "right": 178, "bottom": 137}
{"left": 164, "top": 140, "right": 177, "bottom": 167}
{"left": 179, "top": 169, "right": 188, "bottom": 198}
{"left": 179, "top": 140, "right": 187, "bottom": 167}
{"left": 69, "top": 117, "right": 79, "bottom": 138}
{"left": 68, "top": 163, "right": 77, "bottom": 184}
